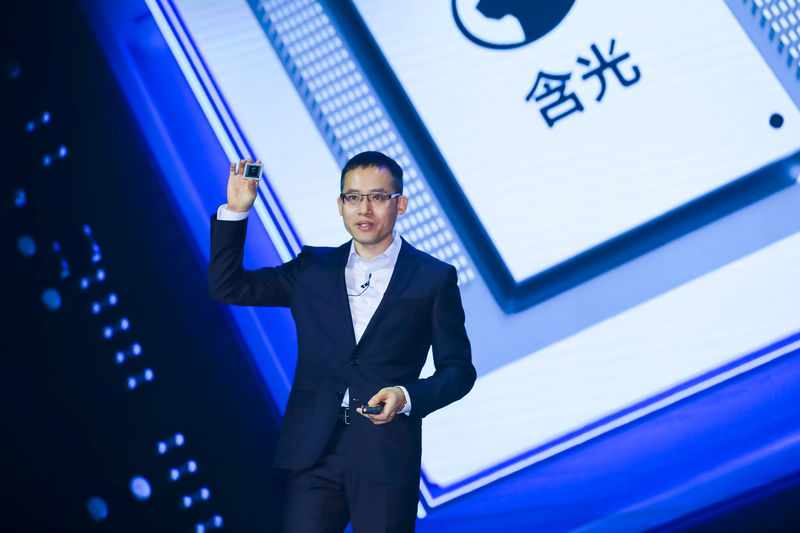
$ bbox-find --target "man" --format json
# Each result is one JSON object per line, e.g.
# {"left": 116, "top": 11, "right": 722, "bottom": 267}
{"left": 208, "top": 151, "right": 476, "bottom": 532}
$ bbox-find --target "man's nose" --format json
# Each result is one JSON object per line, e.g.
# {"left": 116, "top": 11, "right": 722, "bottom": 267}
{"left": 357, "top": 197, "right": 372, "bottom": 215}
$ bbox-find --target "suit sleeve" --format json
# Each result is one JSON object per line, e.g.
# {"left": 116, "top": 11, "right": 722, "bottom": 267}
{"left": 208, "top": 213, "right": 306, "bottom": 307}
{"left": 404, "top": 265, "right": 477, "bottom": 418}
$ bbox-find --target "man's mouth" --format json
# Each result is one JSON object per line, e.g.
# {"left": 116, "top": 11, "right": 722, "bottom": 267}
{"left": 355, "top": 222, "right": 374, "bottom": 231}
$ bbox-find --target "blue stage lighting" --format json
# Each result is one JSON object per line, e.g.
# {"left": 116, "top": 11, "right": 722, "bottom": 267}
{"left": 195, "top": 515, "right": 223, "bottom": 532}
{"left": 183, "top": 487, "right": 211, "bottom": 509}
{"left": 43, "top": 155, "right": 51, "bottom": 167}
{"left": 104, "top": 318, "right": 131, "bottom": 340}
{"left": 49, "top": 241, "right": 69, "bottom": 278}
{"left": 81, "top": 261, "right": 104, "bottom": 285}
{"left": 92, "top": 293, "right": 120, "bottom": 315}
{"left": 156, "top": 432, "right": 185, "bottom": 455}
{"left": 17, "top": 235, "right": 36, "bottom": 257}
{"left": 130, "top": 476, "right": 151, "bottom": 501}
{"left": 58, "top": 145, "right": 67, "bottom": 158}
{"left": 14, "top": 189, "right": 26, "bottom": 207}
{"left": 86, "top": 496, "right": 108, "bottom": 521}
{"left": 83, "top": 224, "right": 92, "bottom": 236}
{"left": 170, "top": 460, "right": 198, "bottom": 481}
{"left": 42, "top": 288, "right": 61, "bottom": 311}
{"left": 26, "top": 121, "right": 35, "bottom": 132}
{"left": 41, "top": 111, "right": 50, "bottom": 123}
{"left": 91, "top": 242, "right": 102, "bottom": 263}
{"left": 115, "top": 342, "right": 142, "bottom": 364}
{"left": 127, "top": 369, "right": 153, "bottom": 390}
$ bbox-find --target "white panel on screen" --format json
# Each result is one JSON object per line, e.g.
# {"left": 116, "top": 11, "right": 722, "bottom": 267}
{"left": 167, "top": 0, "right": 800, "bottom": 500}
{"left": 354, "top": 0, "right": 800, "bottom": 281}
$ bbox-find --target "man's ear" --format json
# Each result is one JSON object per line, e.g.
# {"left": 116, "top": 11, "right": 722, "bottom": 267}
{"left": 337, "top": 196, "right": 344, "bottom": 216}
{"left": 396, "top": 195, "right": 408, "bottom": 215}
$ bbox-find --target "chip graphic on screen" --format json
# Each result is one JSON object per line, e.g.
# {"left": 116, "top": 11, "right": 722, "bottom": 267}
{"left": 347, "top": 0, "right": 800, "bottom": 312}
{"left": 143, "top": 0, "right": 800, "bottom": 512}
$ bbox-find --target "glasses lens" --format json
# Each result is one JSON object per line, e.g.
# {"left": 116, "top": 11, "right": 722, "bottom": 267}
{"left": 341, "top": 193, "right": 395, "bottom": 206}
{"left": 343, "top": 194, "right": 359, "bottom": 203}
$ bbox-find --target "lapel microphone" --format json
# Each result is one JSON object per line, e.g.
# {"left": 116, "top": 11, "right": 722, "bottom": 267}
{"left": 360, "top": 273, "right": 372, "bottom": 290}
{"left": 349, "top": 273, "right": 372, "bottom": 297}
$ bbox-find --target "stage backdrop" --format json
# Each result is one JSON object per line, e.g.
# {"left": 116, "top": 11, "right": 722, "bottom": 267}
{"left": 84, "top": 0, "right": 800, "bottom": 530}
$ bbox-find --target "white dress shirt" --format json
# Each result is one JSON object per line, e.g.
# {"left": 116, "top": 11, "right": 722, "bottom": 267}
{"left": 216, "top": 204, "right": 411, "bottom": 414}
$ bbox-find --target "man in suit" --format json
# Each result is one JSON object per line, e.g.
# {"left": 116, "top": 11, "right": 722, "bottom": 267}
{"left": 208, "top": 151, "right": 476, "bottom": 532}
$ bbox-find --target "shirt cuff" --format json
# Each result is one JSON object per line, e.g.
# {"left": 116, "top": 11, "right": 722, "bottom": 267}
{"left": 217, "top": 203, "right": 250, "bottom": 221}
{"left": 395, "top": 385, "right": 411, "bottom": 415}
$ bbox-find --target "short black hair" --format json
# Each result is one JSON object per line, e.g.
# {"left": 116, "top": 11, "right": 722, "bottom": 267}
{"left": 340, "top": 151, "right": 403, "bottom": 194}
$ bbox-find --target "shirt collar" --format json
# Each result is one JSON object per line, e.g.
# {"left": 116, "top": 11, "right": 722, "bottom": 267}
{"left": 347, "top": 229, "right": 402, "bottom": 266}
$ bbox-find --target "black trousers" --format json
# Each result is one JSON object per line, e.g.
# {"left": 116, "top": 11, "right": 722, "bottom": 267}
{"left": 283, "top": 419, "right": 419, "bottom": 533}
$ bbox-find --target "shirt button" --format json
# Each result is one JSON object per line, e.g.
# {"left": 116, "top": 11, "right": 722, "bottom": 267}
{"left": 350, "top": 359, "right": 360, "bottom": 366}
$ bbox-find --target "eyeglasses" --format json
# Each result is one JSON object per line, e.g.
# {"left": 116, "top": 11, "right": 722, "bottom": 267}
{"left": 339, "top": 192, "right": 401, "bottom": 206}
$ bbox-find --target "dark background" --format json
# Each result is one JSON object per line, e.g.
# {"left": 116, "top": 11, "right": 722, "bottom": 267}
{"left": 1, "top": 2, "right": 284, "bottom": 531}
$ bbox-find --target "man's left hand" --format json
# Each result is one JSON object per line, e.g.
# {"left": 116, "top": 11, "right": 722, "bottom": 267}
{"left": 358, "top": 387, "right": 406, "bottom": 425}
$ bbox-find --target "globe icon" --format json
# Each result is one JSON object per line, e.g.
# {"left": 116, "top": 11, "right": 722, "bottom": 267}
{"left": 452, "top": 0, "right": 576, "bottom": 50}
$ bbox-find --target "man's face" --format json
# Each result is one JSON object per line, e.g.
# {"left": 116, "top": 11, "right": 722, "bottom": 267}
{"left": 338, "top": 165, "right": 407, "bottom": 255}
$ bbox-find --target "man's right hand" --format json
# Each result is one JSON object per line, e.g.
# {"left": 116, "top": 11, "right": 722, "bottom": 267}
{"left": 226, "top": 158, "right": 261, "bottom": 213}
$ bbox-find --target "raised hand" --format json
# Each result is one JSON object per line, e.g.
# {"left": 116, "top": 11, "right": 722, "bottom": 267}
{"left": 226, "top": 158, "right": 261, "bottom": 213}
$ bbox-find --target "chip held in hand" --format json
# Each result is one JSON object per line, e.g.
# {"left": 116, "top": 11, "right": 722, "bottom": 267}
{"left": 243, "top": 162, "right": 262, "bottom": 180}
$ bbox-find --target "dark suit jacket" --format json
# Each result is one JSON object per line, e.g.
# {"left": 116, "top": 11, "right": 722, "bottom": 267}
{"left": 208, "top": 214, "right": 476, "bottom": 484}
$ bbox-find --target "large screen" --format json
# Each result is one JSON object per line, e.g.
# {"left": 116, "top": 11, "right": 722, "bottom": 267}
{"left": 103, "top": 0, "right": 800, "bottom": 524}
{"left": 351, "top": 0, "right": 800, "bottom": 306}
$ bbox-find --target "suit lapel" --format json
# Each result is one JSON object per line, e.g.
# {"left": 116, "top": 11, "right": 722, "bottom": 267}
{"left": 355, "top": 238, "right": 421, "bottom": 349}
{"left": 330, "top": 241, "right": 357, "bottom": 351}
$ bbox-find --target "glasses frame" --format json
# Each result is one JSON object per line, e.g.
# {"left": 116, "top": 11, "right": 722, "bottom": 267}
{"left": 339, "top": 192, "right": 402, "bottom": 206}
